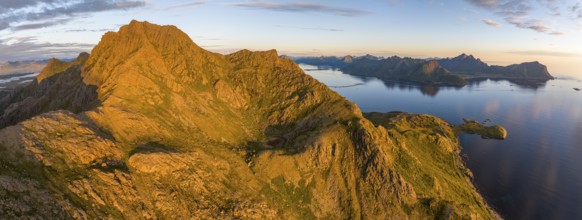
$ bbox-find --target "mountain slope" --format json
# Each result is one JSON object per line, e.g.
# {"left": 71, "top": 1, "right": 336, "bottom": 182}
{"left": 0, "top": 21, "right": 495, "bottom": 219}
{"left": 340, "top": 56, "right": 467, "bottom": 86}
{"left": 0, "top": 52, "right": 98, "bottom": 128}
{"left": 437, "top": 54, "right": 554, "bottom": 81}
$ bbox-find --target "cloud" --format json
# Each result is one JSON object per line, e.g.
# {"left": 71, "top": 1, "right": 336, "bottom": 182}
{"left": 65, "top": 28, "right": 114, "bottom": 33}
{"left": 0, "top": 0, "right": 145, "bottom": 31}
{"left": 482, "top": 19, "right": 502, "bottom": 26}
{"left": 465, "top": 0, "right": 564, "bottom": 35}
{"left": 10, "top": 18, "right": 72, "bottom": 31}
{"left": 537, "top": 0, "right": 561, "bottom": 16}
{"left": 466, "top": 0, "right": 499, "bottom": 8}
{"left": 571, "top": 3, "right": 582, "bottom": 19}
{"left": 0, "top": 0, "right": 58, "bottom": 10}
{"left": 301, "top": 27, "right": 343, "bottom": 32}
{"left": 0, "top": 36, "right": 94, "bottom": 62}
{"left": 275, "top": 25, "right": 344, "bottom": 32}
{"left": 163, "top": 1, "right": 206, "bottom": 10}
{"left": 229, "top": 1, "right": 370, "bottom": 17}
{"left": 505, "top": 16, "right": 551, "bottom": 33}
{"left": 506, "top": 50, "right": 580, "bottom": 57}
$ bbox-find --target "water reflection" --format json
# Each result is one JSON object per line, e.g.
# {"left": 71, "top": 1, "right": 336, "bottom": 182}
{"left": 303, "top": 64, "right": 550, "bottom": 97}
{"left": 371, "top": 80, "right": 446, "bottom": 97}
{"left": 468, "top": 78, "right": 550, "bottom": 90}
{"left": 302, "top": 64, "right": 582, "bottom": 220}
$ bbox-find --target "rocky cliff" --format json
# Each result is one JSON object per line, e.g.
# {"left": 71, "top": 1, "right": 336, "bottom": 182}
{"left": 0, "top": 21, "right": 496, "bottom": 219}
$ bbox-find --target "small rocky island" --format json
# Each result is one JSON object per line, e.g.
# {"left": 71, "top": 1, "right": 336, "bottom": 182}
{"left": 454, "top": 118, "right": 508, "bottom": 140}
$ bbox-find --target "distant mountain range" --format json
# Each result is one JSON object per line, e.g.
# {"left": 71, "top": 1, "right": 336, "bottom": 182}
{"left": 0, "top": 59, "right": 50, "bottom": 76}
{"left": 294, "top": 54, "right": 554, "bottom": 86}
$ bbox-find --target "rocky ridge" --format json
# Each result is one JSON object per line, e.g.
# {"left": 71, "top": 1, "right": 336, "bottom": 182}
{"left": 0, "top": 21, "right": 497, "bottom": 219}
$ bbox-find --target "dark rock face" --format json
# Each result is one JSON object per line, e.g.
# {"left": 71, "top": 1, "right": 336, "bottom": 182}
{"left": 0, "top": 53, "right": 99, "bottom": 128}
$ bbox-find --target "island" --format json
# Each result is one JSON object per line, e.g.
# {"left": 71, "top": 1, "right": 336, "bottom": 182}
{"left": 294, "top": 53, "right": 554, "bottom": 86}
{"left": 454, "top": 118, "right": 508, "bottom": 140}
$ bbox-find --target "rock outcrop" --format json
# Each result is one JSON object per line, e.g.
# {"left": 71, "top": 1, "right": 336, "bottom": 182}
{"left": 0, "top": 21, "right": 496, "bottom": 219}
{"left": 455, "top": 118, "right": 508, "bottom": 140}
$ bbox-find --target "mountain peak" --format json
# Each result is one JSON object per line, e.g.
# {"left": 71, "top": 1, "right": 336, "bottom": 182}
{"left": 421, "top": 60, "right": 442, "bottom": 74}
{"left": 83, "top": 20, "right": 206, "bottom": 86}
{"left": 98, "top": 20, "right": 202, "bottom": 48}
{"left": 455, "top": 53, "right": 475, "bottom": 60}
{"left": 37, "top": 52, "right": 89, "bottom": 83}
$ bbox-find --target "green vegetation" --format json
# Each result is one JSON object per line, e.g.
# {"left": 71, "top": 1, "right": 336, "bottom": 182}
{"left": 0, "top": 21, "right": 497, "bottom": 219}
{"left": 364, "top": 112, "right": 497, "bottom": 219}
{"left": 454, "top": 118, "right": 508, "bottom": 140}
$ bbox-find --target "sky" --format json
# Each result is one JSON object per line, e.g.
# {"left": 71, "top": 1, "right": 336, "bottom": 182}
{"left": 1, "top": 0, "right": 582, "bottom": 75}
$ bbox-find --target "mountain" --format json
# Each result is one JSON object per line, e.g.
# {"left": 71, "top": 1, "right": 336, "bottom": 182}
{"left": 0, "top": 21, "right": 496, "bottom": 219}
{"left": 489, "top": 61, "right": 553, "bottom": 80}
{"left": 0, "top": 59, "right": 50, "bottom": 76}
{"left": 295, "top": 53, "right": 554, "bottom": 86}
{"left": 293, "top": 56, "right": 351, "bottom": 69}
{"left": 436, "top": 53, "right": 489, "bottom": 73}
{"left": 344, "top": 58, "right": 466, "bottom": 86}
{"left": 437, "top": 54, "right": 554, "bottom": 81}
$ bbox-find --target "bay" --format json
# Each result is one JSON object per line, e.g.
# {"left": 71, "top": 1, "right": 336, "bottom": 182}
{"left": 301, "top": 64, "right": 582, "bottom": 220}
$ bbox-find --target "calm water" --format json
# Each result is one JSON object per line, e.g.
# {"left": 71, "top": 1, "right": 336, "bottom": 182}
{"left": 301, "top": 64, "right": 582, "bottom": 220}
{"left": 0, "top": 72, "right": 39, "bottom": 90}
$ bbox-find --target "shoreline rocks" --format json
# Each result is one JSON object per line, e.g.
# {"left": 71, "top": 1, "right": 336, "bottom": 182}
{"left": 455, "top": 118, "right": 507, "bottom": 140}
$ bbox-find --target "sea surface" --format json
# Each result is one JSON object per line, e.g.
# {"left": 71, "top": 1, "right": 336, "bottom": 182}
{"left": 301, "top": 64, "right": 582, "bottom": 220}
{"left": 0, "top": 72, "right": 39, "bottom": 90}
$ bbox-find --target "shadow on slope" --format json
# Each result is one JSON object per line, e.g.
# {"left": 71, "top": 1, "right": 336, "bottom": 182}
{"left": 0, "top": 53, "right": 100, "bottom": 128}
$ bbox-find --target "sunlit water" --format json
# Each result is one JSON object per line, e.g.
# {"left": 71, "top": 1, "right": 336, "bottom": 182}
{"left": 301, "top": 64, "right": 582, "bottom": 220}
